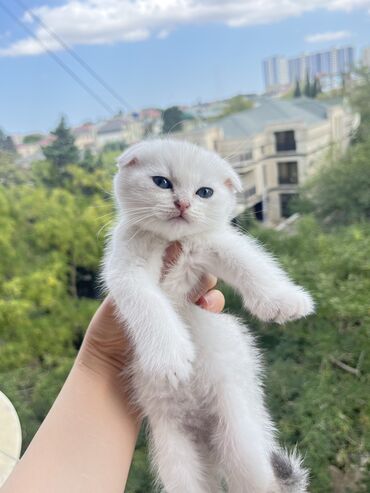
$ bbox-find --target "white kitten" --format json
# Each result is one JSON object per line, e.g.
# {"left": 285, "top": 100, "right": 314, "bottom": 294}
{"left": 103, "top": 139, "right": 314, "bottom": 493}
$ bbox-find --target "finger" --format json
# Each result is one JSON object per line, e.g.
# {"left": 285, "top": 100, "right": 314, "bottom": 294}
{"left": 161, "top": 241, "right": 182, "bottom": 280}
{"left": 189, "top": 274, "right": 218, "bottom": 303}
{"left": 197, "top": 289, "right": 225, "bottom": 313}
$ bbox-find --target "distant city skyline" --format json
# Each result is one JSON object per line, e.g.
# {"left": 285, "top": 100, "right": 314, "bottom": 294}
{"left": 263, "top": 45, "right": 356, "bottom": 92}
{"left": 0, "top": 1, "right": 370, "bottom": 133}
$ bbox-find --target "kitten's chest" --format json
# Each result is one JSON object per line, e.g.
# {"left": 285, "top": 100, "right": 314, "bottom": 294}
{"left": 161, "top": 242, "right": 206, "bottom": 300}
{"left": 130, "top": 231, "right": 208, "bottom": 300}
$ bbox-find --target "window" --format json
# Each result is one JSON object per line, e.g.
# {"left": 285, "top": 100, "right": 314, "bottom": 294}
{"left": 275, "top": 130, "right": 296, "bottom": 152}
{"left": 280, "top": 193, "right": 298, "bottom": 218}
{"left": 278, "top": 161, "right": 298, "bottom": 184}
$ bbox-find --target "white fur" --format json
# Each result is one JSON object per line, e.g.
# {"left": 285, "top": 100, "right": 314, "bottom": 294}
{"left": 103, "top": 139, "right": 313, "bottom": 492}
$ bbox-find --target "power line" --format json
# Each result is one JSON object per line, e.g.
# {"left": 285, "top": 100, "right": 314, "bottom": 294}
{"left": 0, "top": 1, "right": 117, "bottom": 116}
{"left": 13, "top": 0, "right": 134, "bottom": 113}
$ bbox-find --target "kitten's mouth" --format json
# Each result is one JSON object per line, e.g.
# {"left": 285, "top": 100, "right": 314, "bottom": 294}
{"left": 169, "top": 213, "right": 189, "bottom": 223}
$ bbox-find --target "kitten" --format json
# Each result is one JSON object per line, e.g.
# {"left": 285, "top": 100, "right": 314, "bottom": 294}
{"left": 103, "top": 139, "right": 314, "bottom": 493}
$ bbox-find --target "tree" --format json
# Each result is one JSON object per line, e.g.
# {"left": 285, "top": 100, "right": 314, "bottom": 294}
{"left": 23, "top": 134, "right": 43, "bottom": 144}
{"left": 304, "top": 72, "right": 311, "bottom": 97}
{"left": 295, "top": 69, "right": 370, "bottom": 225}
{"left": 0, "top": 128, "right": 16, "bottom": 153}
{"left": 350, "top": 68, "right": 370, "bottom": 142}
{"left": 220, "top": 95, "right": 253, "bottom": 116}
{"left": 43, "top": 117, "right": 79, "bottom": 184}
{"left": 298, "top": 139, "right": 370, "bottom": 226}
{"left": 310, "top": 78, "right": 318, "bottom": 98}
{"left": 80, "top": 149, "right": 96, "bottom": 172}
{"left": 294, "top": 80, "right": 301, "bottom": 98}
{"left": 0, "top": 151, "right": 26, "bottom": 186}
{"left": 162, "top": 106, "right": 186, "bottom": 133}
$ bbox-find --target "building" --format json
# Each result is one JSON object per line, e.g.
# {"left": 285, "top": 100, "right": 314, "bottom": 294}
{"left": 264, "top": 46, "right": 355, "bottom": 92}
{"left": 361, "top": 46, "right": 370, "bottom": 68}
{"left": 96, "top": 116, "right": 144, "bottom": 149}
{"left": 15, "top": 134, "right": 55, "bottom": 162}
{"left": 263, "top": 57, "right": 290, "bottom": 93}
{"left": 172, "top": 97, "right": 357, "bottom": 225}
{"left": 72, "top": 123, "right": 96, "bottom": 151}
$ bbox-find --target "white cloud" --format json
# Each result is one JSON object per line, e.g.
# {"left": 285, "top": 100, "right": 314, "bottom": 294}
{"left": 157, "top": 29, "right": 171, "bottom": 39}
{"left": 0, "top": 0, "right": 369, "bottom": 57}
{"left": 305, "top": 30, "right": 352, "bottom": 43}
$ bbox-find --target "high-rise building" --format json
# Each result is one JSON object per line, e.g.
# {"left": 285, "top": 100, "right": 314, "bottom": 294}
{"left": 263, "top": 46, "right": 355, "bottom": 92}
{"left": 362, "top": 46, "right": 370, "bottom": 68}
{"left": 263, "top": 56, "right": 289, "bottom": 92}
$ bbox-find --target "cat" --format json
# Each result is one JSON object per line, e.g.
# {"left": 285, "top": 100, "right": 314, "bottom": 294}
{"left": 102, "top": 138, "right": 314, "bottom": 493}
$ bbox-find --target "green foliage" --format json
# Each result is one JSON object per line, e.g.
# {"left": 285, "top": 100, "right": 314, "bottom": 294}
{"left": 240, "top": 217, "right": 370, "bottom": 493}
{"left": 0, "top": 151, "right": 28, "bottom": 186}
{"left": 310, "top": 77, "right": 318, "bottom": 98}
{"left": 294, "top": 80, "right": 301, "bottom": 98}
{"left": 23, "top": 134, "right": 43, "bottom": 144}
{"left": 0, "top": 128, "right": 16, "bottom": 153}
{"left": 299, "top": 75, "right": 321, "bottom": 99}
{"left": 304, "top": 72, "right": 311, "bottom": 98}
{"left": 103, "top": 141, "right": 127, "bottom": 153}
{"left": 161, "top": 106, "right": 186, "bottom": 133}
{"left": 350, "top": 68, "right": 370, "bottom": 141}
{"left": 0, "top": 146, "right": 115, "bottom": 451}
{"left": 42, "top": 117, "right": 79, "bottom": 185}
{"left": 297, "top": 83, "right": 370, "bottom": 226}
{"left": 219, "top": 95, "right": 253, "bottom": 117}
{"left": 0, "top": 123, "right": 369, "bottom": 492}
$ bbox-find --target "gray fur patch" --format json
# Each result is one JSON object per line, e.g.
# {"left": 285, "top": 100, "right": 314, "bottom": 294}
{"left": 271, "top": 451, "right": 294, "bottom": 481}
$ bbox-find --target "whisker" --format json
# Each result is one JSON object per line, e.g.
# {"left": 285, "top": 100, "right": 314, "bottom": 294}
{"left": 97, "top": 219, "right": 114, "bottom": 239}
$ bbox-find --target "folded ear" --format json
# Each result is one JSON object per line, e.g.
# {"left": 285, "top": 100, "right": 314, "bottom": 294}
{"left": 225, "top": 168, "right": 243, "bottom": 193}
{"left": 117, "top": 143, "right": 143, "bottom": 169}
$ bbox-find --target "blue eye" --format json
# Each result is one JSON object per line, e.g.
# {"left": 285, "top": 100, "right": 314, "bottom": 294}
{"left": 152, "top": 176, "right": 173, "bottom": 189}
{"left": 196, "top": 187, "right": 214, "bottom": 199}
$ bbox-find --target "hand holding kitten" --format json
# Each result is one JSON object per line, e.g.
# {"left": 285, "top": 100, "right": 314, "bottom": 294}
{"left": 80, "top": 243, "right": 224, "bottom": 378}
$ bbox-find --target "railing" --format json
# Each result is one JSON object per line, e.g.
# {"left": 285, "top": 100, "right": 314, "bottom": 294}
{"left": 237, "top": 186, "right": 256, "bottom": 203}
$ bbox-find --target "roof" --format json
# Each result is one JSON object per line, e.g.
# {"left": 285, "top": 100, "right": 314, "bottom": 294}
{"left": 211, "top": 97, "right": 342, "bottom": 139}
{"left": 97, "top": 118, "right": 124, "bottom": 135}
{"left": 73, "top": 124, "right": 94, "bottom": 135}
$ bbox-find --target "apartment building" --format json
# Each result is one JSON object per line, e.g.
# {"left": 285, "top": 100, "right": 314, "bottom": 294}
{"left": 362, "top": 46, "right": 370, "bottom": 68}
{"left": 172, "top": 97, "right": 357, "bottom": 225}
{"left": 264, "top": 46, "right": 355, "bottom": 93}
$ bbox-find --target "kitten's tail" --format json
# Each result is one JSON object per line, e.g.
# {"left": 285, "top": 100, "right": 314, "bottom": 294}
{"left": 271, "top": 448, "right": 309, "bottom": 493}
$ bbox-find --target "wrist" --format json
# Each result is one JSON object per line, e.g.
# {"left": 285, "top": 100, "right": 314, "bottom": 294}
{"left": 76, "top": 339, "right": 127, "bottom": 380}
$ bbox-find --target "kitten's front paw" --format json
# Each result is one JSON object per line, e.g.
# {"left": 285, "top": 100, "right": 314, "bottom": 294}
{"left": 140, "top": 335, "right": 195, "bottom": 388}
{"left": 250, "top": 286, "right": 314, "bottom": 324}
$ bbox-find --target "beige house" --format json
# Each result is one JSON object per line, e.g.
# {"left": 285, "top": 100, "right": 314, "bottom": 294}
{"left": 173, "top": 97, "right": 357, "bottom": 225}
{"left": 72, "top": 124, "right": 96, "bottom": 151}
{"left": 96, "top": 117, "right": 144, "bottom": 149}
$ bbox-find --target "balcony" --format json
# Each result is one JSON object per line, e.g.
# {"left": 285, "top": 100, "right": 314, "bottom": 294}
{"left": 237, "top": 186, "right": 257, "bottom": 203}
{"left": 229, "top": 151, "right": 253, "bottom": 168}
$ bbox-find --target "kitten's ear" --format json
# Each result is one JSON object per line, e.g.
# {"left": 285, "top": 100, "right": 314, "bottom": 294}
{"left": 225, "top": 169, "right": 243, "bottom": 193}
{"left": 117, "top": 144, "right": 142, "bottom": 169}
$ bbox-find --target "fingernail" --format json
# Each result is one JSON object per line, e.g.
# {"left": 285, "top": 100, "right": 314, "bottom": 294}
{"left": 197, "top": 295, "right": 209, "bottom": 308}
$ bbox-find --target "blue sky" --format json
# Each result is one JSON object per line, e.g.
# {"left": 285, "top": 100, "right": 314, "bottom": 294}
{"left": 0, "top": 0, "right": 369, "bottom": 134}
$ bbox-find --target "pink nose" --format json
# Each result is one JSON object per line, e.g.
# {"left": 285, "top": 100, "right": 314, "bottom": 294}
{"left": 174, "top": 200, "right": 190, "bottom": 213}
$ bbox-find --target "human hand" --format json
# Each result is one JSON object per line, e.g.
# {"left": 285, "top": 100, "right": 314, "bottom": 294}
{"left": 78, "top": 242, "right": 225, "bottom": 377}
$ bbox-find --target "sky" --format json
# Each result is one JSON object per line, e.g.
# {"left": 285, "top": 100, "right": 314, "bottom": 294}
{"left": 0, "top": 0, "right": 369, "bottom": 134}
